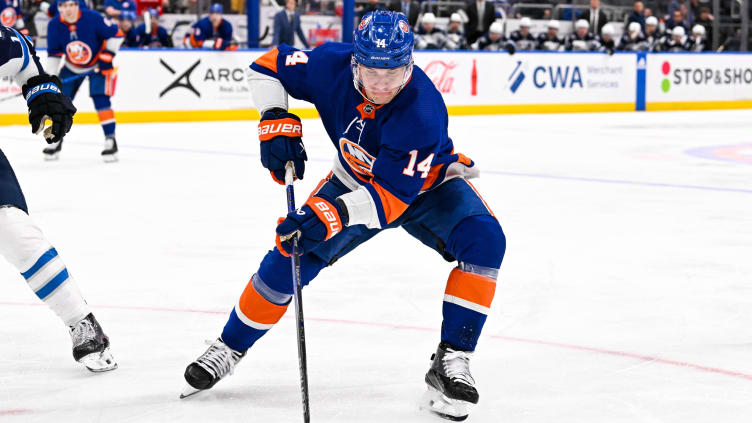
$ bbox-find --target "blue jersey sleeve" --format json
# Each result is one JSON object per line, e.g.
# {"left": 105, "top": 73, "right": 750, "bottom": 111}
{"left": 250, "top": 44, "right": 315, "bottom": 103}
{"left": 45, "top": 20, "right": 65, "bottom": 57}
{"left": 96, "top": 14, "right": 121, "bottom": 40}
{"left": 0, "top": 25, "right": 45, "bottom": 80}
{"left": 158, "top": 26, "right": 171, "bottom": 46}
{"left": 217, "top": 20, "right": 233, "bottom": 48}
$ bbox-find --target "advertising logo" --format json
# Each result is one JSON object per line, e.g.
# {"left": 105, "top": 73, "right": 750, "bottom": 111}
{"left": 160, "top": 58, "right": 201, "bottom": 98}
{"left": 661, "top": 60, "right": 752, "bottom": 93}
{"left": 424, "top": 60, "right": 456, "bottom": 94}
{"left": 507, "top": 61, "right": 525, "bottom": 93}
{"left": 506, "top": 60, "right": 585, "bottom": 93}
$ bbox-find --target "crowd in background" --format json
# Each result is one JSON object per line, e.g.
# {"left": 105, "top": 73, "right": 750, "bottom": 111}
{"left": 0, "top": 0, "right": 749, "bottom": 51}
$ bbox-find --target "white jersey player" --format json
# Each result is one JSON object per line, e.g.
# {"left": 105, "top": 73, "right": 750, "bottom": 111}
{"left": 0, "top": 25, "right": 116, "bottom": 372}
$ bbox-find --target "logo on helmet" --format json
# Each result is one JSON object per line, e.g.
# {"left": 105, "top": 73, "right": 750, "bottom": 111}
{"left": 398, "top": 20, "right": 409, "bottom": 34}
{"left": 1, "top": 7, "right": 18, "bottom": 26}
{"left": 359, "top": 15, "right": 372, "bottom": 31}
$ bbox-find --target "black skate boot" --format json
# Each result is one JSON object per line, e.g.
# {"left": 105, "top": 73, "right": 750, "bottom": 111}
{"left": 181, "top": 338, "right": 246, "bottom": 399}
{"left": 43, "top": 139, "right": 63, "bottom": 161}
{"left": 420, "top": 342, "right": 478, "bottom": 421}
{"left": 69, "top": 313, "right": 117, "bottom": 372}
{"left": 101, "top": 136, "right": 118, "bottom": 163}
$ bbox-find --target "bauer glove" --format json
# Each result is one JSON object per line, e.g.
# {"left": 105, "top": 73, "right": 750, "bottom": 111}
{"left": 275, "top": 196, "right": 344, "bottom": 256}
{"left": 22, "top": 74, "right": 76, "bottom": 144}
{"left": 258, "top": 108, "right": 307, "bottom": 184}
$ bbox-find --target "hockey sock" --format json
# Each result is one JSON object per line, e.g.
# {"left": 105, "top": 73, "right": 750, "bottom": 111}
{"left": 222, "top": 273, "right": 291, "bottom": 351}
{"left": 0, "top": 207, "right": 90, "bottom": 326}
{"left": 93, "top": 96, "right": 115, "bottom": 137}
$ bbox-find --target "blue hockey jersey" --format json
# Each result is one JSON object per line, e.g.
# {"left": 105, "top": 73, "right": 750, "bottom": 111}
{"left": 188, "top": 17, "right": 233, "bottom": 50}
{"left": 136, "top": 23, "right": 170, "bottom": 47}
{"left": 251, "top": 43, "right": 465, "bottom": 228}
{"left": 0, "top": 24, "right": 43, "bottom": 82}
{"left": 47, "top": 9, "right": 122, "bottom": 72}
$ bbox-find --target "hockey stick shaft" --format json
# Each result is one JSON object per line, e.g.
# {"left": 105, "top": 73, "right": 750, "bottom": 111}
{"left": 285, "top": 163, "right": 311, "bottom": 423}
{"left": 0, "top": 72, "right": 93, "bottom": 103}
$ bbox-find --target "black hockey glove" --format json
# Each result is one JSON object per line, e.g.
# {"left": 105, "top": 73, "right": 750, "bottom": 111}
{"left": 258, "top": 108, "right": 307, "bottom": 185}
{"left": 506, "top": 43, "right": 516, "bottom": 55}
{"left": 604, "top": 39, "right": 615, "bottom": 55}
{"left": 22, "top": 74, "right": 76, "bottom": 144}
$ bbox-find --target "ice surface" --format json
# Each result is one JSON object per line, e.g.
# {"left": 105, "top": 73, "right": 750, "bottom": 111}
{"left": 1, "top": 110, "right": 751, "bottom": 422}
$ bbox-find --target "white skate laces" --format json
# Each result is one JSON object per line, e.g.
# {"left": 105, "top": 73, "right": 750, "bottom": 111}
{"left": 70, "top": 318, "right": 96, "bottom": 347}
{"left": 441, "top": 348, "right": 476, "bottom": 387}
{"left": 196, "top": 339, "right": 241, "bottom": 380}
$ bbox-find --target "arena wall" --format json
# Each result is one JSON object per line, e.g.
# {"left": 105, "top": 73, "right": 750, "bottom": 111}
{"left": 1, "top": 50, "right": 751, "bottom": 126}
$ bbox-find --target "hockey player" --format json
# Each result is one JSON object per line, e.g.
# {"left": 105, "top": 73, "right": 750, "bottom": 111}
{"left": 596, "top": 23, "right": 616, "bottom": 54}
{"left": 136, "top": 8, "right": 172, "bottom": 48}
{"left": 119, "top": 10, "right": 139, "bottom": 47}
{"left": 687, "top": 24, "right": 707, "bottom": 52}
{"left": 182, "top": 11, "right": 505, "bottom": 422}
{"left": 508, "top": 17, "right": 536, "bottom": 51}
{"left": 658, "top": 25, "right": 688, "bottom": 52}
{"left": 45, "top": 0, "right": 124, "bottom": 161}
{"left": 415, "top": 12, "right": 446, "bottom": 50}
{"left": 0, "top": 25, "right": 116, "bottom": 372}
{"left": 444, "top": 13, "right": 467, "bottom": 51}
{"left": 472, "top": 21, "right": 512, "bottom": 53}
{"left": 565, "top": 19, "right": 600, "bottom": 51}
{"left": 644, "top": 16, "right": 660, "bottom": 51}
{"left": 618, "top": 21, "right": 648, "bottom": 51}
{"left": 184, "top": 3, "right": 236, "bottom": 51}
{"left": 536, "top": 20, "right": 564, "bottom": 51}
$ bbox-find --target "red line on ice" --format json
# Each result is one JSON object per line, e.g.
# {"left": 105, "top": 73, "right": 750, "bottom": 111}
{"left": 0, "top": 409, "right": 31, "bottom": 416}
{"left": 3, "top": 301, "right": 752, "bottom": 382}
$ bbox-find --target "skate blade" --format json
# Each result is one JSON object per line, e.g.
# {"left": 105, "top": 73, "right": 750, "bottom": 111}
{"left": 180, "top": 384, "right": 202, "bottom": 399}
{"left": 79, "top": 348, "right": 117, "bottom": 373}
{"left": 43, "top": 152, "right": 60, "bottom": 161}
{"left": 419, "top": 386, "right": 472, "bottom": 421}
{"left": 102, "top": 153, "right": 118, "bottom": 163}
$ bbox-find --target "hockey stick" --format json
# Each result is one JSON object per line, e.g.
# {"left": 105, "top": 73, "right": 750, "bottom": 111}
{"left": 284, "top": 162, "right": 311, "bottom": 423}
{"left": 0, "top": 72, "right": 93, "bottom": 103}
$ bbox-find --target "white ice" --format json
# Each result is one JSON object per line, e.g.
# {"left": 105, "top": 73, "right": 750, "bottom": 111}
{"left": 1, "top": 110, "right": 751, "bottom": 422}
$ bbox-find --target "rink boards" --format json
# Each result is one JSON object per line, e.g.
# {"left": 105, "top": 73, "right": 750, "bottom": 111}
{"left": 1, "top": 49, "right": 751, "bottom": 125}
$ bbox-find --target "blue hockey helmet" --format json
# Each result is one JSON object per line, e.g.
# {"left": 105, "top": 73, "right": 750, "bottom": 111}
{"left": 147, "top": 8, "right": 159, "bottom": 18}
{"left": 120, "top": 10, "right": 136, "bottom": 21}
{"left": 353, "top": 10, "right": 413, "bottom": 69}
{"left": 209, "top": 3, "right": 223, "bottom": 14}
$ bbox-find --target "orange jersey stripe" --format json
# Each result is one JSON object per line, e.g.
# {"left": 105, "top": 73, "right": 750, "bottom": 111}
{"left": 371, "top": 181, "right": 409, "bottom": 224}
{"left": 255, "top": 48, "right": 279, "bottom": 73}
{"left": 238, "top": 280, "right": 289, "bottom": 325}
{"left": 445, "top": 268, "right": 496, "bottom": 308}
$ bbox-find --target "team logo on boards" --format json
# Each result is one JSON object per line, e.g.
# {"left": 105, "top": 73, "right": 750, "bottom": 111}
{"left": 160, "top": 58, "right": 201, "bottom": 98}
{"left": 1, "top": 7, "right": 17, "bottom": 26}
{"left": 66, "top": 41, "right": 93, "bottom": 65}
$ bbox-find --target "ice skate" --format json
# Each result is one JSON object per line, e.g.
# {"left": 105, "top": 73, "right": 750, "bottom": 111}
{"left": 69, "top": 313, "right": 117, "bottom": 372}
{"left": 43, "top": 139, "right": 62, "bottom": 161}
{"left": 181, "top": 338, "right": 246, "bottom": 399}
{"left": 420, "top": 342, "right": 478, "bottom": 421}
{"left": 101, "top": 136, "right": 118, "bottom": 163}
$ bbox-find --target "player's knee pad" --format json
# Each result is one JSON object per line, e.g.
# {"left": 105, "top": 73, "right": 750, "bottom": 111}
{"left": 446, "top": 214, "right": 505, "bottom": 272}
{"left": 257, "top": 248, "right": 327, "bottom": 296}
{"left": 0, "top": 206, "right": 52, "bottom": 271}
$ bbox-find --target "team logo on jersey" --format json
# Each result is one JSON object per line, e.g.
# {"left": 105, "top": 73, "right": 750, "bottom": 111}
{"left": 66, "top": 41, "right": 93, "bottom": 65}
{"left": 358, "top": 15, "right": 371, "bottom": 30}
{"left": 398, "top": 21, "right": 409, "bottom": 34}
{"left": 339, "top": 138, "right": 375, "bottom": 179}
{"left": 1, "top": 7, "right": 18, "bottom": 26}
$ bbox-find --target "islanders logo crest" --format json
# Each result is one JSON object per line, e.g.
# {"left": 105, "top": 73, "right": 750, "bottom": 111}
{"left": 1, "top": 7, "right": 18, "bottom": 26}
{"left": 398, "top": 20, "right": 409, "bottom": 34}
{"left": 66, "top": 41, "right": 93, "bottom": 65}
{"left": 359, "top": 15, "right": 371, "bottom": 30}
{"left": 339, "top": 138, "right": 375, "bottom": 179}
